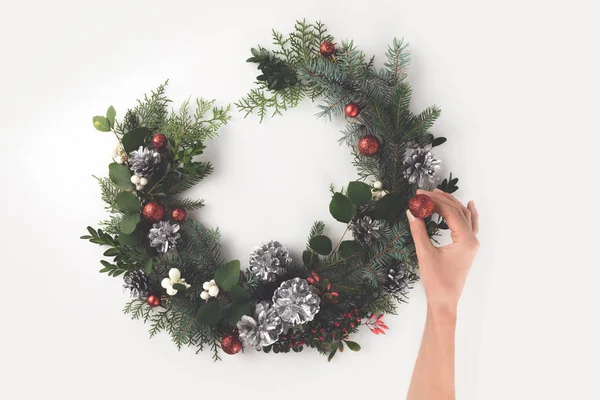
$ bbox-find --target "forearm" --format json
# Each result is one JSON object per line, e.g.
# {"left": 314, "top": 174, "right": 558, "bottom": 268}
{"left": 407, "top": 305, "right": 457, "bottom": 400}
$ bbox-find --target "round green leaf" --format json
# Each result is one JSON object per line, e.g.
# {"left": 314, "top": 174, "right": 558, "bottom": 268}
{"left": 196, "top": 301, "right": 222, "bottom": 325}
{"left": 106, "top": 106, "right": 116, "bottom": 128}
{"left": 108, "top": 162, "right": 132, "bottom": 189}
{"left": 172, "top": 283, "right": 188, "bottom": 292}
{"left": 227, "top": 302, "right": 251, "bottom": 326}
{"left": 329, "top": 193, "right": 356, "bottom": 223}
{"left": 372, "top": 192, "right": 404, "bottom": 219}
{"left": 92, "top": 116, "right": 111, "bottom": 132}
{"left": 347, "top": 181, "right": 372, "bottom": 206}
{"left": 121, "top": 127, "right": 151, "bottom": 153}
{"left": 338, "top": 240, "right": 363, "bottom": 258}
{"left": 229, "top": 285, "right": 250, "bottom": 302}
{"left": 344, "top": 340, "right": 361, "bottom": 351}
{"left": 118, "top": 230, "right": 142, "bottom": 246}
{"left": 120, "top": 213, "right": 140, "bottom": 234}
{"left": 214, "top": 260, "right": 241, "bottom": 291}
{"left": 116, "top": 192, "right": 140, "bottom": 214}
{"left": 309, "top": 235, "right": 333, "bottom": 255}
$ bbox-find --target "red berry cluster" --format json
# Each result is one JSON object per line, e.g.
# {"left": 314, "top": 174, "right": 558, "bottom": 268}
{"left": 306, "top": 271, "right": 339, "bottom": 303}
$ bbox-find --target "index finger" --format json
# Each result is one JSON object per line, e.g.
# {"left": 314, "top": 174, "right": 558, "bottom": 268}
{"left": 417, "top": 190, "right": 472, "bottom": 238}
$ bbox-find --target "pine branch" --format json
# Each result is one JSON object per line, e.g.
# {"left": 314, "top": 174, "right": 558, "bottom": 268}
{"left": 163, "top": 197, "right": 205, "bottom": 211}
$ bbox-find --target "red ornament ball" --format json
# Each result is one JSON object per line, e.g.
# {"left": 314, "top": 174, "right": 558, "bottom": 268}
{"left": 221, "top": 335, "right": 243, "bottom": 355}
{"left": 344, "top": 103, "right": 360, "bottom": 118}
{"left": 408, "top": 194, "right": 435, "bottom": 219}
{"left": 142, "top": 201, "right": 165, "bottom": 223}
{"left": 171, "top": 208, "right": 187, "bottom": 223}
{"left": 146, "top": 294, "right": 161, "bottom": 307}
{"left": 357, "top": 135, "right": 380, "bottom": 157}
{"left": 320, "top": 41, "right": 336, "bottom": 57}
{"left": 151, "top": 133, "right": 168, "bottom": 149}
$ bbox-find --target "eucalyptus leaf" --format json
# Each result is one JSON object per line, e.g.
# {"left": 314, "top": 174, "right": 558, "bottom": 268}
{"left": 214, "top": 260, "right": 241, "bottom": 291}
{"left": 196, "top": 301, "right": 222, "bottom": 325}
{"left": 172, "top": 283, "right": 188, "bottom": 291}
{"left": 309, "top": 235, "right": 332, "bottom": 255}
{"left": 371, "top": 192, "right": 404, "bottom": 219}
{"left": 118, "top": 230, "right": 142, "bottom": 246}
{"left": 229, "top": 285, "right": 250, "bottom": 302}
{"left": 302, "top": 250, "right": 313, "bottom": 266}
{"left": 115, "top": 192, "right": 140, "bottom": 214}
{"left": 228, "top": 302, "right": 251, "bottom": 326}
{"left": 329, "top": 193, "right": 356, "bottom": 223}
{"left": 108, "top": 162, "right": 132, "bottom": 189}
{"left": 347, "top": 181, "right": 372, "bottom": 206}
{"left": 120, "top": 213, "right": 140, "bottom": 234}
{"left": 106, "top": 106, "right": 116, "bottom": 128}
{"left": 92, "top": 116, "right": 111, "bottom": 132}
{"left": 344, "top": 340, "right": 361, "bottom": 351}
{"left": 121, "top": 127, "right": 151, "bottom": 153}
{"left": 338, "top": 240, "right": 362, "bottom": 258}
{"left": 144, "top": 258, "right": 153, "bottom": 274}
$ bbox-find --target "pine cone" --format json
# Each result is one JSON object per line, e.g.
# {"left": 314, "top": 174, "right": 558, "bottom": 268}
{"left": 383, "top": 261, "right": 418, "bottom": 294}
{"left": 351, "top": 215, "right": 380, "bottom": 247}
{"left": 128, "top": 146, "right": 161, "bottom": 178}
{"left": 148, "top": 221, "right": 181, "bottom": 253}
{"left": 249, "top": 240, "right": 292, "bottom": 282}
{"left": 123, "top": 270, "right": 151, "bottom": 298}
{"left": 403, "top": 146, "right": 441, "bottom": 187}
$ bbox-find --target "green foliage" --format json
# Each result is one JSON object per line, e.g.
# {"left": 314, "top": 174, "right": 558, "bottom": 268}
{"left": 92, "top": 116, "right": 111, "bottom": 132}
{"left": 95, "top": 176, "right": 121, "bottom": 211}
{"left": 214, "top": 260, "right": 241, "bottom": 291}
{"left": 329, "top": 192, "right": 355, "bottom": 223}
{"left": 106, "top": 106, "right": 116, "bottom": 128}
{"left": 119, "top": 213, "right": 139, "bottom": 234}
{"left": 196, "top": 301, "right": 222, "bottom": 325}
{"left": 163, "top": 197, "right": 205, "bottom": 211}
{"left": 121, "top": 127, "right": 151, "bottom": 153}
{"left": 115, "top": 191, "right": 140, "bottom": 214}
{"left": 438, "top": 172, "right": 459, "bottom": 193}
{"left": 108, "top": 163, "right": 132, "bottom": 190}
{"left": 236, "top": 19, "right": 333, "bottom": 121}
{"left": 309, "top": 235, "right": 333, "bottom": 255}
{"left": 347, "top": 181, "right": 372, "bottom": 206}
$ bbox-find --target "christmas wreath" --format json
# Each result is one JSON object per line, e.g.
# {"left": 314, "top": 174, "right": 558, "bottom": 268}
{"left": 82, "top": 20, "right": 459, "bottom": 361}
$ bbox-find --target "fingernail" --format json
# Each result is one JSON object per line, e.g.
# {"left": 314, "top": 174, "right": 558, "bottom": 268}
{"left": 434, "top": 188, "right": 443, "bottom": 193}
{"left": 406, "top": 209, "right": 416, "bottom": 222}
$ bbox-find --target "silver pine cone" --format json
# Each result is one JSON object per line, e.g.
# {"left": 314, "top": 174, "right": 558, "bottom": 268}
{"left": 403, "top": 146, "right": 441, "bottom": 187}
{"left": 128, "top": 146, "right": 161, "bottom": 178}
{"left": 249, "top": 240, "right": 292, "bottom": 282}
{"left": 272, "top": 278, "right": 321, "bottom": 328}
{"left": 383, "top": 261, "right": 418, "bottom": 294}
{"left": 148, "top": 221, "right": 180, "bottom": 253}
{"left": 236, "top": 301, "right": 283, "bottom": 350}
{"left": 352, "top": 215, "right": 380, "bottom": 247}
{"left": 123, "top": 270, "right": 151, "bottom": 298}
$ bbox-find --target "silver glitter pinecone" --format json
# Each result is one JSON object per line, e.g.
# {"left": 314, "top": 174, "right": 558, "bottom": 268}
{"left": 123, "top": 270, "right": 151, "bottom": 298}
{"left": 148, "top": 221, "right": 181, "bottom": 253}
{"left": 403, "top": 146, "right": 441, "bottom": 187}
{"left": 352, "top": 215, "right": 381, "bottom": 247}
{"left": 248, "top": 240, "right": 292, "bottom": 282}
{"left": 128, "top": 146, "right": 162, "bottom": 178}
{"left": 236, "top": 301, "right": 283, "bottom": 350}
{"left": 384, "top": 261, "right": 418, "bottom": 294}
{"left": 272, "top": 278, "right": 321, "bottom": 328}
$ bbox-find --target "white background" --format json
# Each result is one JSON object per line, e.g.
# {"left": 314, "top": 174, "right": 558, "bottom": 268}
{"left": 1, "top": 0, "right": 598, "bottom": 399}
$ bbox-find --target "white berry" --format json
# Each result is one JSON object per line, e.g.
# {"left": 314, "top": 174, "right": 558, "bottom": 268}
{"left": 161, "top": 278, "right": 172, "bottom": 289}
{"left": 208, "top": 285, "right": 219, "bottom": 297}
{"left": 139, "top": 177, "right": 148, "bottom": 186}
{"left": 203, "top": 281, "right": 211, "bottom": 290}
{"left": 373, "top": 181, "right": 383, "bottom": 189}
{"left": 166, "top": 287, "right": 178, "bottom": 296}
{"left": 200, "top": 291, "right": 210, "bottom": 300}
{"left": 168, "top": 268, "right": 181, "bottom": 282}
{"left": 135, "top": 184, "right": 144, "bottom": 191}
{"left": 131, "top": 175, "right": 141, "bottom": 184}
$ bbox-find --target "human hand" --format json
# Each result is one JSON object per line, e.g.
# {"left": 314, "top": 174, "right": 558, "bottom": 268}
{"left": 406, "top": 189, "right": 479, "bottom": 316}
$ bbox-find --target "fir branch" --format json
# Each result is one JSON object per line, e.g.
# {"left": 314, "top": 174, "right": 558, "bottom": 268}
{"left": 163, "top": 197, "right": 205, "bottom": 211}
{"left": 95, "top": 176, "right": 121, "bottom": 210}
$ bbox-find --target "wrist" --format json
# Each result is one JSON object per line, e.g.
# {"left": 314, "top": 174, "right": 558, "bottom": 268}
{"left": 427, "top": 302, "right": 458, "bottom": 324}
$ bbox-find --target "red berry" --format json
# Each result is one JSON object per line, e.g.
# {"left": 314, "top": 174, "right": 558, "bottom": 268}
{"left": 311, "top": 329, "right": 317, "bottom": 334}
{"left": 318, "top": 336, "right": 325, "bottom": 341}
{"left": 334, "top": 322, "right": 341, "bottom": 327}
{"left": 355, "top": 318, "right": 361, "bottom": 323}
{"left": 306, "top": 277, "right": 315, "bottom": 284}
{"left": 350, "top": 323, "right": 355, "bottom": 328}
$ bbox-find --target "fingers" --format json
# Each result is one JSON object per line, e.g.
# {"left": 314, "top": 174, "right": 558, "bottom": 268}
{"left": 416, "top": 189, "right": 471, "bottom": 237}
{"left": 433, "top": 189, "right": 473, "bottom": 230}
{"left": 467, "top": 201, "right": 479, "bottom": 235}
{"left": 406, "top": 209, "right": 435, "bottom": 256}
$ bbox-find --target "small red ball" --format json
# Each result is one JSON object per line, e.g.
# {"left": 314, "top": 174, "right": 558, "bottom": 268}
{"left": 344, "top": 103, "right": 360, "bottom": 118}
{"left": 320, "top": 41, "right": 335, "bottom": 57}
{"left": 142, "top": 201, "right": 165, "bottom": 223}
{"left": 221, "top": 335, "right": 243, "bottom": 355}
{"left": 151, "top": 134, "right": 168, "bottom": 149}
{"left": 146, "top": 294, "right": 161, "bottom": 307}
{"left": 357, "top": 135, "right": 380, "bottom": 157}
{"left": 171, "top": 208, "right": 187, "bottom": 223}
{"left": 408, "top": 194, "right": 435, "bottom": 219}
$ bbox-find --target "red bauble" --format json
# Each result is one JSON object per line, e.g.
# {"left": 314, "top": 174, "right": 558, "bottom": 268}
{"left": 344, "top": 103, "right": 360, "bottom": 118}
{"left": 320, "top": 41, "right": 335, "bottom": 57}
{"left": 142, "top": 201, "right": 165, "bottom": 223}
{"left": 146, "top": 294, "right": 161, "bottom": 307}
{"left": 408, "top": 194, "right": 435, "bottom": 219}
{"left": 151, "top": 134, "right": 168, "bottom": 149}
{"left": 171, "top": 208, "right": 187, "bottom": 223}
{"left": 221, "top": 335, "right": 242, "bottom": 355}
{"left": 357, "top": 135, "right": 380, "bottom": 156}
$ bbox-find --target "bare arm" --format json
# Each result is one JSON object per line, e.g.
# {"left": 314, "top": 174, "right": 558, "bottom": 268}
{"left": 406, "top": 189, "right": 480, "bottom": 400}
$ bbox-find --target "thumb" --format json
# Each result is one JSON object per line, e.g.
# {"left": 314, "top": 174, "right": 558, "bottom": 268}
{"left": 406, "top": 210, "right": 435, "bottom": 256}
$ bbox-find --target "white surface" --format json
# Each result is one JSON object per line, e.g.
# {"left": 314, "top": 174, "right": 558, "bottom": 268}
{"left": 0, "top": 1, "right": 597, "bottom": 399}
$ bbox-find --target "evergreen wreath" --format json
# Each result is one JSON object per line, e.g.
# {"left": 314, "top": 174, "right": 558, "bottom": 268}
{"left": 82, "top": 20, "right": 460, "bottom": 362}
